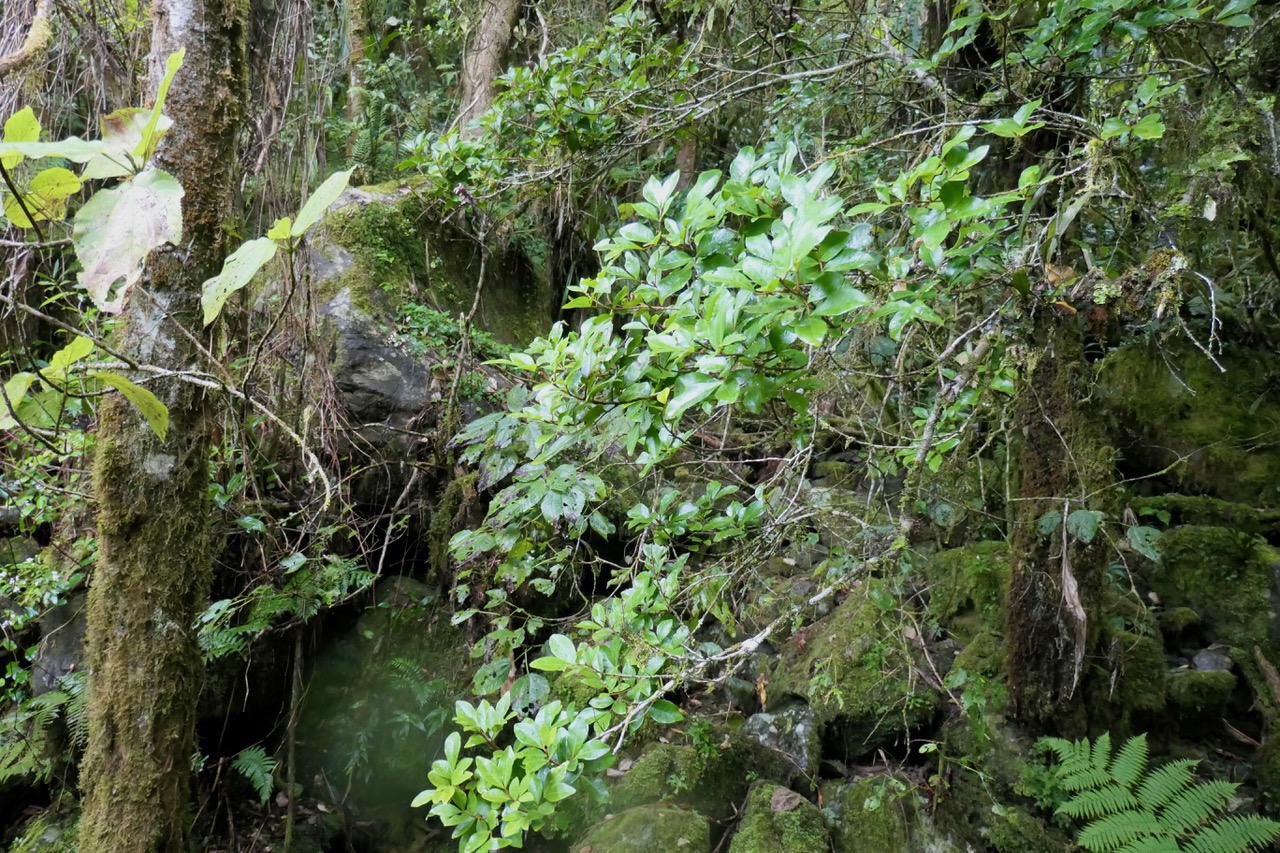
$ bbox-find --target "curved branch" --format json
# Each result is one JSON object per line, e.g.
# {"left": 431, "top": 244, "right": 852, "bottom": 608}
{"left": 0, "top": 0, "right": 54, "bottom": 81}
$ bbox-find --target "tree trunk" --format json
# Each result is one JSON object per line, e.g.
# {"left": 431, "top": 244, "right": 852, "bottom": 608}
{"left": 345, "top": 0, "right": 366, "bottom": 154}
{"left": 457, "top": 0, "right": 522, "bottom": 135}
{"left": 79, "top": 0, "right": 246, "bottom": 850}
{"left": 1004, "top": 313, "right": 1112, "bottom": 732}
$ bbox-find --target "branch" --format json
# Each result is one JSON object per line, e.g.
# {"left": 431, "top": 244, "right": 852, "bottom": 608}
{"left": 0, "top": 0, "right": 54, "bottom": 81}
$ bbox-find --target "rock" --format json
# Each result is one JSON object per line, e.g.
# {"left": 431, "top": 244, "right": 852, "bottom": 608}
{"left": 767, "top": 583, "right": 939, "bottom": 762}
{"left": 822, "top": 774, "right": 961, "bottom": 853}
{"left": 1145, "top": 526, "right": 1278, "bottom": 654}
{"left": 727, "top": 782, "right": 828, "bottom": 853}
{"left": 924, "top": 541, "right": 1011, "bottom": 642}
{"left": 574, "top": 805, "right": 710, "bottom": 853}
{"left": 31, "top": 590, "right": 86, "bottom": 695}
{"left": 742, "top": 702, "right": 820, "bottom": 779}
{"left": 1193, "top": 646, "right": 1235, "bottom": 672}
{"left": 1168, "top": 668, "right": 1236, "bottom": 715}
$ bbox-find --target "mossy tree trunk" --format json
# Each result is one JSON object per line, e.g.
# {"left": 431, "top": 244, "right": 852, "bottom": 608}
{"left": 79, "top": 1, "right": 246, "bottom": 850}
{"left": 457, "top": 0, "right": 522, "bottom": 135}
{"left": 1004, "top": 312, "right": 1114, "bottom": 731}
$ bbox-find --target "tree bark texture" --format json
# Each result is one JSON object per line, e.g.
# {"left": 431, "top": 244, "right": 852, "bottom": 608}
{"left": 457, "top": 0, "right": 522, "bottom": 135}
{"left": 79, "top": 0, "right": 246, "bottom": 850}
{"left": 1004, "top": 314, "right": 1113, "bottom": 731}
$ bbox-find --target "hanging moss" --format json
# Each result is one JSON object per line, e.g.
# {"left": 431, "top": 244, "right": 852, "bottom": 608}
{"left": 428, "top": 472, "right": 478, "bottom": 583}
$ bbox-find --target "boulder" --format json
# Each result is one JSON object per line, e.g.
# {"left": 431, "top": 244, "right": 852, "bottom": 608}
{"left": 573, "top": 804, "right": 710, "bottom": 853}
{"left": 727, "top": 782, "right": 828, "bottom": 853}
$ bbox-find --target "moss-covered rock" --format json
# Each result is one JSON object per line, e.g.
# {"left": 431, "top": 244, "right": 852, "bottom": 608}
{"left": 1145, "top": 526, "right": 1277, "bottom": 653}
{"left": 1134, "top": 495, "right": 1280, "bottom": 536}
{"left": 1097, "top": 343, "right": 1280, "bottom": 506}
{"left": 1168, "top": 668, "right": 1236, "bottom": 715}
{"left": 822, "top": 775, "right": 929, "bottom": 853}
{"left": 727, "top": 783, "right": 828, "bottom": 853}
{"left": 573, "top": 804, "right": 711, "bottom": 853}
{"left": 1254, "top": 737, "right": 1280, "bottom": 819}
{"left": 953, "top": 629, "right": 1007, "bottom": 679}
{"left": 925, "top": 541, "right": 1011, "bottom": 641}
{"left": 1103, "top": 628, "right": 1168, "bottom": 715}
{"left": 768, "top": 584, "right": 940, "bottom": 762}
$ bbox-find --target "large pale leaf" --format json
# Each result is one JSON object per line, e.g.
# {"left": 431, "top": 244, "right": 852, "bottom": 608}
{"left": 0, "top": 138, "right": 105, "bottom": 163}
{"left": 290, "top": 168, "right": 354, "bottom": 237}
{"left": 93, "top": 371, "right": 169, "bottom": 441}
{"left": 82, "top": 108, "right": 174, "bottom": 180}
{"left": 2, "top": 107, "right": 40, "bottom": 169}
{"left": 73, "top": 167, "right": 184, "bottom": 313}
{"left": 201, "top": 237, "right": 278, "bottom": 325}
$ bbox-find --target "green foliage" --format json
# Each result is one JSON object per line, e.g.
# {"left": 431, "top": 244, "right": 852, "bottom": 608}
{"left": 1042, "top": 733, "right": 1280, "bottom": 852}
{"left": 0, "top": 674, "right": 85, "bottom": 786}
{"left": 231, "top": 745, "right": 278, "bottom": 804}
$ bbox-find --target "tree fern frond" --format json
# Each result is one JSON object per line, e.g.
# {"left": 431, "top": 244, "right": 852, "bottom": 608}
{"left": 1184, "top": 814, "right": 1280, "bottom": 853}
{"left": 1077, "top": 809, "right": 1166, "bottom": 852}
{"left": 1160, "top": 780, "right": 1238, "bottom": 837}
{"left": 1059, "top": 784, "right": 1143, "bottom": 821}
{"left": 1135, "top": 760, "right": 1199, "bottom": 812}
{"left": 1118, "top": 836, "right": 1181, "bottom": 853}
{"left": 1110, "top": 732, "right": 1149, "bottom": 790}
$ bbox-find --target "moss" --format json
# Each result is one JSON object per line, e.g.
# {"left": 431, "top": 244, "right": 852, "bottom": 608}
{"left": 984, "top": 805, "right": 1060, "bottom": 853}
{"left": 953, "top": 629, "right": 1007, "bottom": 679}
{"left": 429, "top": 472, "right": 478, "bottom": 582}
{"left": 1103, "top": 628, "right": 1168, "bottom": 715}
{"left": 609, "top": 728, "right": 793, "bottom": 819}
{"left": 1160, "top": 606, "right": 1201, "bottom": 636}
{"left": 319, "top": 187, "right": 552, "bottom": 347}
{"left": 1167, "top": 669, "right": 1236, "bottom": 714}
{"left": 1134, "top": 495, "right": 1280, "bottom": 536}
{"left": 1254, "top": 738, "right": 1280, "bottom": 819}
{"left": 573, "top": 805, "right": 711, "bottom": 853}
{"left": 823, "top": 776, "right": 915, "bottom": 853}
{"left": 810, "top": 460, "right": 856, "bottom": 486}
{"left": 727, "top": 783, "right": 828, "bottom": 853}
{"left": 925, "top": 541, "right": 1011, "bottom": 641}
{"left": 1097, "top": 343, "right": 1280, "bottom": 506}
{"left": 1146, "top": 526, "right": 1274, "bottom": 652}
{"left": 769, "top": 585, "right": 939, "bottom": 761}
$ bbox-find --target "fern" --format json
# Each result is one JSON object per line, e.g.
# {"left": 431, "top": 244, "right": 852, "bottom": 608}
{"left": 1042, "top": 733, "right": 1280, "bottom": 853}
{"left": 232, "top": 745, "right": 278, "bottom": 804}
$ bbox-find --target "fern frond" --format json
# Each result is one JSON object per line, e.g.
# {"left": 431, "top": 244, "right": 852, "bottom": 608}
{"left": 1063, "top": 764, "right": 1117, "bottom": 793}
{"left": 1058, "top": 784, "right": 1143, "bottom": 821}
{"left": 1076, "top": 809, "right": 1166, "bottom": 852}
{"left": 1135, "top": 760, "right": 1198, "bottom": 812}
{"left": 232, "top": 746, "right": 278, "bottom": 804}
{"left": 1093, "top": 732, "right": 1115, "bottom": 772}
{"left": 1160, "top": 779, "right": 1238, "bottom": 837}
{"left": 1184, "top": 814, "right": 1280, "bottom": 853}
{"left": 1110, "top": 732, "right": 1149, "bottom": 790}
{"left": 1118, "top": 836, "right": 1181, "bottom": 853}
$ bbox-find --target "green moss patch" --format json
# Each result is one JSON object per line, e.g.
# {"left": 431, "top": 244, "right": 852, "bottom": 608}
{"left": 727, "top": 783, "right": 828, "bottom": 853}
{"left": 925, "top": 541, "right": 1012, "bottom": 641}
{"left": 574, "top": 804, "right": 711, "bottom": 853}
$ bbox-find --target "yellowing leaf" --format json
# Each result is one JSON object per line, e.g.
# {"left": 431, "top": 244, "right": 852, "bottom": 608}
{"left": 2, "top": 107, "right": 40, "bottom": 169}
{"left": 83, "top": 108, "right": 172, "bottom": 179}
{"left": 266, "top": 216, "right": 292, "bottom": 241}
{"left": 73, "top": 167, "right": 184, "bottom": 313}
{"left": 0, "top": 372, "right": 36, "bottom": 430}
{"left": 93, "top": 371, "right": 169, "bottom": 441}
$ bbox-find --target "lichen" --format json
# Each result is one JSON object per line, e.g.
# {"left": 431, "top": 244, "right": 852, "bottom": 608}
{"left": 727, "top": 783, "right": 829, "bottom": 853}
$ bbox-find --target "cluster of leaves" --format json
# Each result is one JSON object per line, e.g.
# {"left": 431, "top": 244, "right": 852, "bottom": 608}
{"left": 1042, "top": 732, "right": 1280, "bottom": 852}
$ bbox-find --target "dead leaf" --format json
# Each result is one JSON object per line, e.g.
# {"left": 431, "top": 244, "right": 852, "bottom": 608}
{"left": 770, "top": 788, "right": 805, "bottom": 813}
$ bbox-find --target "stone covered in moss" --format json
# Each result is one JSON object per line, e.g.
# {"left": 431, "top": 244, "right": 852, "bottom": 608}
{"left": 727, "top": 783, "right": 828, "bottom": 853}
{"left": 1097, "top": 343, "right": 1280, "bottom": 506}
{"left": 1135, "top": 495, "right": 1280, "bottom": 536}
{"left": 953, "top": 629, "right": 1007, "bottom": 678}
{"left": 573, "top": 804, "right": 711, "bottom": 853}
{"left": 822, "top": 776, "right": 920, "bottom": 852}
{"left": 768, "top": 584, "right": 940, "bottom": 761}
{"left": 609, "top": 727, "right": 794, "bottom": 819}
{"left": 1254, "top": 737, "right": 1280, "bottom": 819}
{"left": 1167, "top": 668, "right": 1236, "bottom": 714}
{"left": 1145, "top": 526, "right": 1276, "bottom": 652}
{"left": 925, "top": 541, "right": 1011, "bottom": 641}
{"left": 1104, "top": 628, "right": 1168, "bottom": 715}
